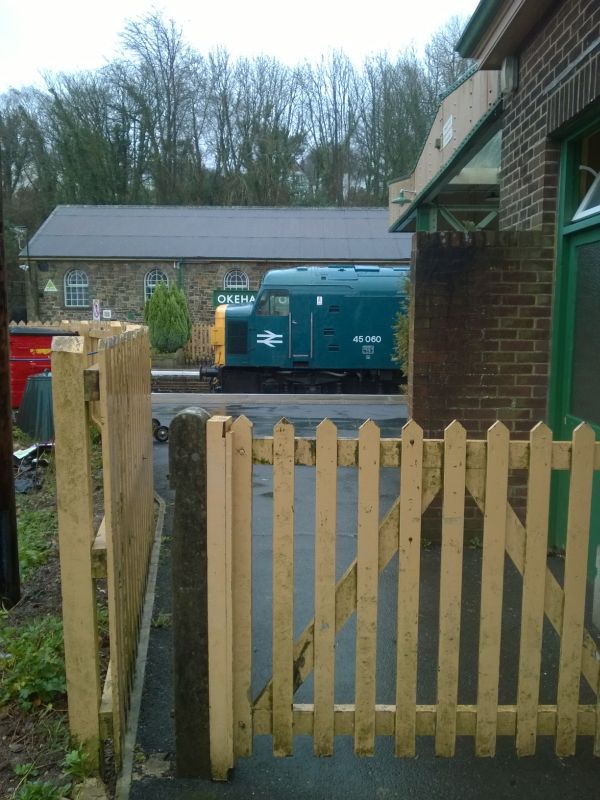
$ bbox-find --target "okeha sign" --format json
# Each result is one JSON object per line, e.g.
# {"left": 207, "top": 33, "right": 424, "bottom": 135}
{"left": 212, "top": 290, "right": 257, "bottom": 308}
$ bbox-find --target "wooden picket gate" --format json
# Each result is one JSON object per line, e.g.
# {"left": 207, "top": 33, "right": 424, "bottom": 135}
{"left": 52, "top": 323, "right": 155, "bottom": 771}
{"left": 204, "top": 416, "right": 600, "bottom": 780}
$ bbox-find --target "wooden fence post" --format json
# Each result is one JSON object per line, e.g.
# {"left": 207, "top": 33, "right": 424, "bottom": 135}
{"left": 51, "top": 336, "right": 101, "bottom": 769}
{"left": 170, "top": 407, "right": 212, "bottom": 779}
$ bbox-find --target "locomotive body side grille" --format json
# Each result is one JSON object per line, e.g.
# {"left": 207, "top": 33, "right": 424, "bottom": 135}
{"left": 226, "top": 320, "right": 248, "bottom": 354}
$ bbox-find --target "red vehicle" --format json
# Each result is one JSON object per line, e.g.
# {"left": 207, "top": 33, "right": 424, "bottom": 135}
{"left": 9, "top": 327, "right": 73, "bottom": 409}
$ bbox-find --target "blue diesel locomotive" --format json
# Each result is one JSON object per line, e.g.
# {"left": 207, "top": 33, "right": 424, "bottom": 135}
{"left": 203, "top": 264, "right": 409, "bottom": 393}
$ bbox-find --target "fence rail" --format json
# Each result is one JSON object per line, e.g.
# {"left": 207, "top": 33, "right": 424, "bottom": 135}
{"left": 52, "top": 323, "right": 154, "bottom": 770}
{"left": 204, "top": 417, "right": 600, "bottom": 778}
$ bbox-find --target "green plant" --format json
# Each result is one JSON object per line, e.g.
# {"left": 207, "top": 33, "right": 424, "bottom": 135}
{"left": 468, "top": 536, "right": 483, "bottom": 550}
{"left": 17, "top": 509, "right": 58, "bottom": 578}
{"left": 0, "top": 615, "right": 66, "bottom": 709}
{"left": 96, "top": 603, "right": 109, "bottom": 636}
{"left": 151, "top": 612, "right": 172, "bottom": 629}
{"left": 144, "top": 283, "right": 192, "bottom": 353}
{"left": 14, "top": 763, "right": 39, "bottom": 780}
{"left": 62, "top": 745, "right": 95, "bottom": 782}
{"left": 392, "top": 276, "right": 411, "bottom": 372}
{"left": 14, "top": 780, "right": 69, "bottom": 800}
{"left": 12, "top": 426, "right": 33, "bottom": 446}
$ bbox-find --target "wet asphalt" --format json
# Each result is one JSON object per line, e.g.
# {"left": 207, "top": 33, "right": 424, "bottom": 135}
{"left": 128, "top": 394, "right": 600, "bottom": 800}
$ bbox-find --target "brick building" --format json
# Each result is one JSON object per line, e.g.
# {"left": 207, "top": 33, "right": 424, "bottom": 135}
{"left": 392, "top": 0, "right": 599, "bottom": 562}
{"left": 18, "top": 205, "right": 410, "bottom": 324}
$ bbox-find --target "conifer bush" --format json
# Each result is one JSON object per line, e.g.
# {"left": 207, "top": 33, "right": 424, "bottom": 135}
{"left": 144, "top": 283, "right": 192, "bottom": 353}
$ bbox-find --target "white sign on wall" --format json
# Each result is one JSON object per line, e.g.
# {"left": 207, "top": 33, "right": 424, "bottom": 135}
{"left": 442, "top": 115, "right": 454, "bottom": 149}
{"left": 92, "top": 299, "right": 101, "bottom": 321}
{"left": 102, "top": 309, "right": 112, "bottom": 319}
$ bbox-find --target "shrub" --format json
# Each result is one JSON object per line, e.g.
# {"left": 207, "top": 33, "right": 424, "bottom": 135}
{"left": 393, "top": 275, "right": 411, "bottom": 372}
{"left": 144, "top": 283, "right": 192, "bottom": 353}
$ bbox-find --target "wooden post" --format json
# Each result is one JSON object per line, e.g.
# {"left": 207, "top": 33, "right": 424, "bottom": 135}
{"left": 170, "top": 407, "right": 212, "bottom": 779}
{"left": 0, "top": 193, "right": 20, "bottom": 607}
{"left": 51, "top": 336, "right": 101, "bottom": 769}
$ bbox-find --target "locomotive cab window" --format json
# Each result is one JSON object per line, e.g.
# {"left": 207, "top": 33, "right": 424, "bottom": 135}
{"left": 255, "top": 290, "right": 289, "bottom": 316}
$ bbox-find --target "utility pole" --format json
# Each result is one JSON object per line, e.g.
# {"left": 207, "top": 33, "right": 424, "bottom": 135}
{"left": 0, "top": 177, "right": 21, "bottom": 607}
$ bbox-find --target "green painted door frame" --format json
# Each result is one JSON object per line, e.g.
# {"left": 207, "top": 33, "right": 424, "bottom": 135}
{"left": 548, "top": 119, "right": 600, "bottom": 577}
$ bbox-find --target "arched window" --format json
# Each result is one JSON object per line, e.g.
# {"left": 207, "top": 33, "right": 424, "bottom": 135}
{"left": 64, "top": 269, "right": 89, "bottom": 307}
{"left": 144, "top": 269, "right": 168, "bottom": 302}
{"left": 224, "top": 269, "right": 249, "bottom": 290}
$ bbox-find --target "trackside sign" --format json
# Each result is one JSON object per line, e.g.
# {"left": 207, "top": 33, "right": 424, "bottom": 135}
{"left": 212, "top": 290, "right": 256, "bottom": 308}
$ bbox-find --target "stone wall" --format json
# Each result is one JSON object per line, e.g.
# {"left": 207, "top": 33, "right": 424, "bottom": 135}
{"left": 32, "top": 260, "right": 296, "bottom": 324}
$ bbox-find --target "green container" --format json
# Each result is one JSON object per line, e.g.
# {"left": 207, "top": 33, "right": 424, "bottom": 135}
{"left": 17, "top": 371, "right": 55, "bottom": 441}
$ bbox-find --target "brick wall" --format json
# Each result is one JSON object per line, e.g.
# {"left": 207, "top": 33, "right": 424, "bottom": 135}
{"left": 500, "top": 0, "right": 600, "bottom": 231}
{"left": 409, "top": 230, "right": 554, "bottom": 439}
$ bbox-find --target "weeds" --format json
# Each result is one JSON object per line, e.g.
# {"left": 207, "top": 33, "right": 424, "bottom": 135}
{"left": 0, "top": 615, "right": 66, "bottom": 709}
{"left": 14, "top": 779, "right": 69, "bottom": 799}
{"left": 17, "top": 509, "right": 57, "bottom": 579}
{"left": 151, "top": 612, "right": 172, "bottom": 628}
{"left": 62, "top": 745, "right": 95, "bottom": 782}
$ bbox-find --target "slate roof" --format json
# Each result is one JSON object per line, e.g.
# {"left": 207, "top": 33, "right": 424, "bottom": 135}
{"left": 26, "top": 205, "right": 411, "bottom": 263}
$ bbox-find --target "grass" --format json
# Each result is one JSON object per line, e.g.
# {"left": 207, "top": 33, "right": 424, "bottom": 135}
{"left": 17, "top": 509, "right": 57, "bottom": 579}
{"left": 2, "top": 424, "right": 106, "bottom": 799}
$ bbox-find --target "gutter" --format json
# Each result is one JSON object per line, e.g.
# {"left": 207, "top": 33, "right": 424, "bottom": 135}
{"left": 456, "top": 0, "right": 504, "bottom": 57}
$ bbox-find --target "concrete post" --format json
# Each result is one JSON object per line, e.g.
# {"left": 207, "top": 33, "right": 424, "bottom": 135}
{"left": 169, "top": 407, "right": 212, "bottom": 779}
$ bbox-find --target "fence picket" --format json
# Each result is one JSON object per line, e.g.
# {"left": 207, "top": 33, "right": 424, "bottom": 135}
{"left": 395, "top": 420, "right": 423, "bottom": 756}
{"left": 516, "top": 423, "right": 552, "bottom": 756}
{"left": 355, "top": 420, "right": 380, "bottom": 756}
{"left": 272, "top": 419, "right": 295, "bottom": 756}
{"left": 556, "top": 424, "right": 596, "bottom": 756}
{"left": 476, "top": 422, "right": 510, "bottom": 756}
{"left": 314, "top": 420, "right": 338, "bottom": 756}
{"left": 231, "top": 416, "right": 254, "bottom": 758}
{"left": 436, "top": 420, "right": 466, "bottom": 757}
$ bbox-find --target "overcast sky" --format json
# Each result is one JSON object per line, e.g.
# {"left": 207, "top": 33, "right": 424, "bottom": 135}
{"left": 0, "top": 0, "right": 480, "bottom": 93}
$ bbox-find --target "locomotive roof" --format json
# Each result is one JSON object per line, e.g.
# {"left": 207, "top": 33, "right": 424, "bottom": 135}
{"left": 262, "top": 264, "right": 409, "bottom": 288}
{"left": 24, "top": 205, "right": 411, "bottom": 262}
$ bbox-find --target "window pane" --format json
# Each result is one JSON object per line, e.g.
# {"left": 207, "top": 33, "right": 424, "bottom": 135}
{"left": 571, "top": 240, "right": 600, "bottom": 425}
{"left": 256, "top": 290, "right": 289, "bottom": 316}
{"left": 224, "top": 270, "right": 249, "bottom": 290}
{"left": 65, "top": 270, "right": 89, "bottom": 307}
{"left": 145, "top": 269, "right": 168, "bottom": 301}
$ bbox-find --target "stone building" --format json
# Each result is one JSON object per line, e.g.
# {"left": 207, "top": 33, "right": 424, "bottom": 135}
{"left": 20, "top": 205, "right": 410, "bottom": 324}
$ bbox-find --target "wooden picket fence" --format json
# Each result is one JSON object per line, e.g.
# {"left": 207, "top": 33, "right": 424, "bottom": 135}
{"left": 183, "top": 323, "right": 213, "bottom": 364}
{"left": 205, "top": 416, "right": 600, "bottom": 779}
{"left": 51, "top": 322, "right": 155, "bottom": 771}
